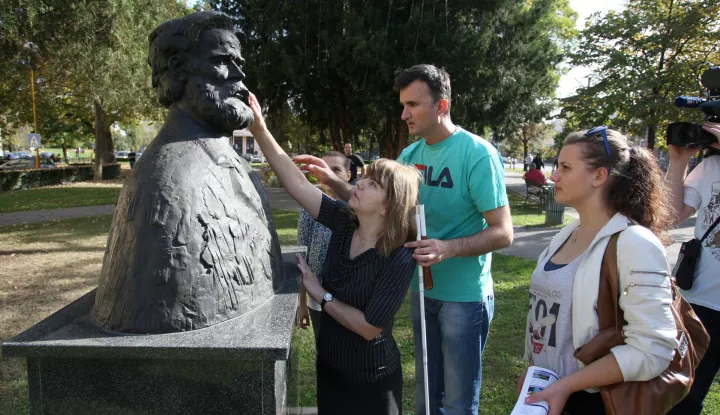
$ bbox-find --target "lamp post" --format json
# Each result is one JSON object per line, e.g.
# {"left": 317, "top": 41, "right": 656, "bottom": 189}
{"left": 30, "top": 69, "right": 40, "bottom": 168}
{"left": 24, "top": 42, "right": 41, "bottom": 168}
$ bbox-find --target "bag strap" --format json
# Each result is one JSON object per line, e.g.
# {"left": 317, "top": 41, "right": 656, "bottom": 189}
{"left": 600, "top": 232, "right": 624, "bottom": 332}
{"left": 700, "top": 214, "right": 720, "bottom": 243}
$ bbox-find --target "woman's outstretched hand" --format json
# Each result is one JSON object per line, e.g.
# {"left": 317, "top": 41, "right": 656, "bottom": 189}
{"left": 246, "top": 92, "right": 267, "bottom": 135}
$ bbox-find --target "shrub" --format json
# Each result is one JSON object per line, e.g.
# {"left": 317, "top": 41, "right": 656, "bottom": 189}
{"left": 0, "top": 163, "right": 121, "bottom": 192}
{"left": 267, "top": 175, "right": 282, "bottom": 188}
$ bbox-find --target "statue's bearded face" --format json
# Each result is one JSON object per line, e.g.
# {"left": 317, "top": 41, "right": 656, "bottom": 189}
{"left": 184, "top": 29, "right": 254, "bottom": 135}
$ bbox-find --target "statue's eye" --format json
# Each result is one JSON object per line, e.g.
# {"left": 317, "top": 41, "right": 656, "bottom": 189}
{"left": 213, "top": 56, "right": 230, "bottom": 66}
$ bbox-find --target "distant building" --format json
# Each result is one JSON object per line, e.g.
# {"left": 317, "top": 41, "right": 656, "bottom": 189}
{"left": 231, "top": 129, "right": 261, "bottom": 156}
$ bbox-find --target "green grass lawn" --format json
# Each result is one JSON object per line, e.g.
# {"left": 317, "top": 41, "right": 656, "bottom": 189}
{"left": 0, "top": 208, "right": 717, "bottom": 415}
{"left": 507, "top": 190, "right": 572, "bottom": 228}
{"left": 0, "top": 185, "right": 122, "bottom": 213}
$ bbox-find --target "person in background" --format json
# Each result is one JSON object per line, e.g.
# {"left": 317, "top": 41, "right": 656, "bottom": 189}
{"left": 525, "top": 153, "right": 533, "bottom": 171}
{"left": 128, "top": 151, "right": 137, "bottom": 169}
{"left": 523, "top": 162, "right": 547, "bottom": 185}
{"left": 533, "top": 152, "right": 545, "bottom": 171}
{"left": 297, "top": 151, "right": 352, "bottom": 340}
{"left": 665, "top": 122, "right": 720, "bottom": 415}
{"left": 344, "top": 142, "right": 366, "bottom": 185}
{"left": 520, "top": 128, "right": 677, "bottom": 415}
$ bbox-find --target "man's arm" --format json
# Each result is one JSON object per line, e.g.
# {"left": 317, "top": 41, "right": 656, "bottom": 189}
{"left": 665, "top": 145, "right": 700, "bottom": 226}
{"left": 405, "top": 151, "right": 513, "bottom": 266}
{"left": 406, "top": 204, "right": 513, "bottom": 266}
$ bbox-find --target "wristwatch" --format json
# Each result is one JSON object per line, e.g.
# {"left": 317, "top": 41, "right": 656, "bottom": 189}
{"left": 320, "top": 292, "right": 333, "bottom": 309}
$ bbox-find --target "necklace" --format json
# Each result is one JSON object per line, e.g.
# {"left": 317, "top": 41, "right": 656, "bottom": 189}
{"left": 355, "top": 230, "right": 380, "bottom": 242}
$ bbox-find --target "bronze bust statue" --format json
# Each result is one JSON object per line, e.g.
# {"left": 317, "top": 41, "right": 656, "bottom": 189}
{"left": 93, "top": 11, "right": 283, "bottom": 333}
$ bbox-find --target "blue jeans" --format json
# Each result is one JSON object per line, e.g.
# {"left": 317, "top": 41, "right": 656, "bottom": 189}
{"left": 410, "top": 292, "right": 494, "bottom": 415}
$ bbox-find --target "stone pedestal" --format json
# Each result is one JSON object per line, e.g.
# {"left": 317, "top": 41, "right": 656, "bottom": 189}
{"left": 1, "top": 247, "right": 305, "bottom": 415}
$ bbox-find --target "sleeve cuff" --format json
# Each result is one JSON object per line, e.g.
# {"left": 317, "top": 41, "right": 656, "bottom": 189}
{"left": 683, "top": 186, "right": 702, "bottom": 211}
{"left": 610, "top": 344, "right": 672, "bottom": 382}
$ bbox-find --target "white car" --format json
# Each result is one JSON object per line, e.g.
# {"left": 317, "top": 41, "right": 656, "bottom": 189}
{"left": 251, "top": 155, "right": 263, "bottom": 163}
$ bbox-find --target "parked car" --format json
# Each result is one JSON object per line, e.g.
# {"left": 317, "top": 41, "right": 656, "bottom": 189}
{"left": 0, "top": 157, "right": 57, "bottom": 171}
{"left": 115, "top": 150, "right": 130, "bottom": 161}
{"left": 5, "top": 151, "right": 32, "bottom": 160}
{"left": 251, "top": 155, "right": 263, "bottom": 163}
{"left": 241, "top": 153, "right": 252, "bottom": 162}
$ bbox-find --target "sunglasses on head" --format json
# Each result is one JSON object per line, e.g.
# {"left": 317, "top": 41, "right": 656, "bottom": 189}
{"left": 584, "top": 126, "right": 611, "bottom": 156}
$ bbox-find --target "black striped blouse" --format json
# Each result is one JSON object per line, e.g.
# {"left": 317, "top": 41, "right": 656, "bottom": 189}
{"left": 315, "top": 194, "right": 416, "bottom": 383}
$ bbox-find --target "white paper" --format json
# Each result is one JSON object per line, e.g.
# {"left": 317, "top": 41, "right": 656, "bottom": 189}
{"left": 510, "top": 366, "right": 560, "bottom": 415}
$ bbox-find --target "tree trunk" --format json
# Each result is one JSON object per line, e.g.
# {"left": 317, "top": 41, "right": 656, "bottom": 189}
{"left": 329, "top": 118, "right": 342, "bottom": 151}
{"left": 337, "top": 90, "right": 352, "bottom": 146}
{"left": 396, "top": 119, "right": 408, "bottom": 159}
{"left": 93, "top": 99, "right": 115, "bottom": 181}
{"left": 522, "top": 129, "right": 529, "bottom": 171}
{"left": 646, "top": 124, "right": 656, "bottom": 149}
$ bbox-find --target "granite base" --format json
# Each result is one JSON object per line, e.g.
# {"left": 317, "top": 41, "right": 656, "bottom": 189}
{"left": 1, "top": 247, "right": 305, "bottom": 415}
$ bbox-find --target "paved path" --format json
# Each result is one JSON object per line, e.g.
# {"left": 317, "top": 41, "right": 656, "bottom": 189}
{"left": 0, "top": 170, "right": 696, "bottom": 267}
{"left": 500, "top": 170, "right": 694, "bottom": 266}
{"left": 0, "top": 187, "right": 303, "bottom": 228}
{"left": 0, "top": 204, "right": 116, "bottom": 227}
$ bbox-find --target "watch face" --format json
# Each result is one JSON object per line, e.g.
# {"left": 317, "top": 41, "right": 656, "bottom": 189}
{"left": 323, "top": 292, "right": 333, "bottom": 302}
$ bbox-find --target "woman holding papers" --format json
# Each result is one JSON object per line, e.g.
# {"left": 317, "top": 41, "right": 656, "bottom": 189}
{"left": 246, "top": 92, "right": 420, "bottom": 415}
{"left": 518, "top": 127, "right": 677, "bottom": 415}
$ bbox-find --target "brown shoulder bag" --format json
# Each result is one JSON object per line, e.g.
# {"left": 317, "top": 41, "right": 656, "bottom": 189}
{"left": 573, "top": 232, "right": 710, "bottom": 415}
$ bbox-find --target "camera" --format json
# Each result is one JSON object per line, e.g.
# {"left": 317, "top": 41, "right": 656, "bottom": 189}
{"left": 667, "top": 66, "right": 720, "bottom": 147}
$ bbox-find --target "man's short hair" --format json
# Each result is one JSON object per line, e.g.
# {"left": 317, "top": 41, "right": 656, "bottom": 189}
{"left": 323, "top": 151, "right": 351, "bottom": 171}
{"left": 394, "top": 64, "right": 451, "bottom": 108}
{"left": 148, "top": 11, "right": 237, "bottom": 108}
{"left": 530, "top": 163, "right": 537, "bottom": 169}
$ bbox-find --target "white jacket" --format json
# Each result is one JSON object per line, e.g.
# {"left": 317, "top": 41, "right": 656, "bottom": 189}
{"left": 523, "top": 213, "right": 678, "bottom": 383}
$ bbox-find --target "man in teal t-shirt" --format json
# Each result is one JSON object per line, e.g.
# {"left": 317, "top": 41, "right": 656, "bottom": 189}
{"left": 397, "top": 65, "right": 513, "bottom": 415}
{"left": 295, "top": 64, "right": 513, "bottom": 415}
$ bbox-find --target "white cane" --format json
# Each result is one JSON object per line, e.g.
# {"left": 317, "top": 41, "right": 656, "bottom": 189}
{"left": 415, "top": 205, "right": 431, "bottom": 415}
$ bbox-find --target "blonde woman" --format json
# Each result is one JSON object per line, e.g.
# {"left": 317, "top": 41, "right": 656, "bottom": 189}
{"left": 247, "top": 93, "right": 420, "bottom": 415}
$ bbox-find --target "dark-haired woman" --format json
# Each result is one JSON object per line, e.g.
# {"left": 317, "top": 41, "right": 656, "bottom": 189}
{"left": 517, "top": 127, "right": 678, "bottom": 415}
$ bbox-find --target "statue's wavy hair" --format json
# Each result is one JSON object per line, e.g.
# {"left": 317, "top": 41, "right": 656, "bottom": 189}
{"left": 148, "top": 11, "right": 238, "bottom": 108}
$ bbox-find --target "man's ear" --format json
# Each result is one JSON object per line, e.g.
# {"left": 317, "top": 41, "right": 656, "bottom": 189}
{"left": 437, "top": 99, "right": 450, "bottom": 115}
{"left": 168, "top": 56, "right": 188, "bottom": 80}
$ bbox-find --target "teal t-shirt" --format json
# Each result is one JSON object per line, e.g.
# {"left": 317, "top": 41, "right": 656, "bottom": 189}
{"left": 397, "top": 127, "right": 508, "bottom": 302}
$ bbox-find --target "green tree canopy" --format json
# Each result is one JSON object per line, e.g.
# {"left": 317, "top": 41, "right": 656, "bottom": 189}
{"left": 1, "top": 0, "right": 189, "bottom": 176}
{"left": 560, "top": 0, "right": 720, "bottom": 149}
{"left": 210, "top": 0, "right": 576, "bottom": 158}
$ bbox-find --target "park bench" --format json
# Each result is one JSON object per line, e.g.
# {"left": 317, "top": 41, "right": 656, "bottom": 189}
{"left": 524, "top": 177, "right": 547, "bottom": 207}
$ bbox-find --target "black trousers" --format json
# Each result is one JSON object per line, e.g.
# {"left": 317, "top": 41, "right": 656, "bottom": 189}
{"left": 668, "top": 303, "right": 720, "bottom": 415}
{"left": 316, "top": 357, "right": 402, "bottom": 415}
{"left": 562, "top": 390, "right": 605, "bottom": 415}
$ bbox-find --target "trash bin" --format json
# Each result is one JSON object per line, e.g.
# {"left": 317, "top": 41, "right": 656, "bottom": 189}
{"left": 544, "top": 185, "right": 565, "bottom": 225}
